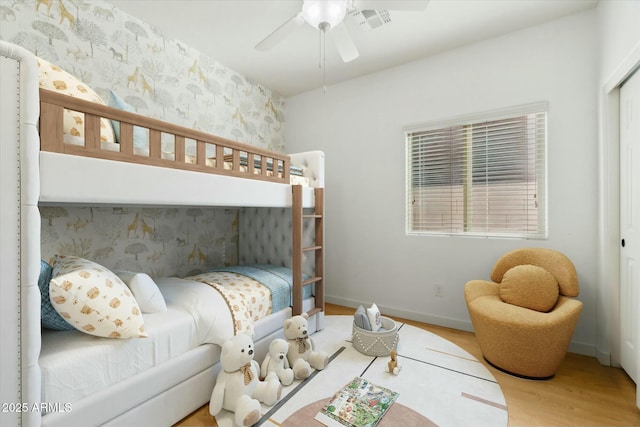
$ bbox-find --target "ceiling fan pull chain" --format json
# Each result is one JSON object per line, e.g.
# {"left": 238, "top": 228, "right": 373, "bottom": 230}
{"left": 318, "top": 22, "right": 328, "bottom": 93}
{"left": 323, "top": 29, "right": 327, "bottom": 93}
{"left": 318, "top": 26, "right": 322, "bottom": 69}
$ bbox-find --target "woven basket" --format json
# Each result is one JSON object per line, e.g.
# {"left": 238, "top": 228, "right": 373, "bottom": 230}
{"left": 352, "top": 316, "right": 399, "bottom": 357}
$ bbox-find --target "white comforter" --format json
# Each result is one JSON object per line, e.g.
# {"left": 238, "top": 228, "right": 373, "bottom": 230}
{"left": 155, "top": 277, "right": 235, "bottom": 345}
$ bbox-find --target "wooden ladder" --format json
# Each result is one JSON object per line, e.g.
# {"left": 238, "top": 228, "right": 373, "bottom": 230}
{"left": 292, "top": 185, "right": 324, "bottom": 316}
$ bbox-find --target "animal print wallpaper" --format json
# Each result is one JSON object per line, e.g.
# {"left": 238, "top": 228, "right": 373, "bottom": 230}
{"left": 2, "top": 0, "right": 295, "bottom": 276}
{"left": 40, "top": 206, "right": 239, "bottom": 278}
{"left": 0, "top": 0, "right": 286, "bottom": 152}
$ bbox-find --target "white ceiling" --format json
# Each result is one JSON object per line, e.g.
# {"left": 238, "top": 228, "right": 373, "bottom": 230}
{"left": 108, "top": 0, "right": 598, "bottom": 98}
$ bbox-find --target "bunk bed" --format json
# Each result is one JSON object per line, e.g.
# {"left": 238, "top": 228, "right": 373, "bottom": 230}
{"left": 0, "top": 41, "right": 325, "bottom": 427}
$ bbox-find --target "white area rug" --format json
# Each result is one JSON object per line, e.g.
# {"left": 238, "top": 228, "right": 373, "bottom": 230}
{"left": 216, "top": 315, "right": 507, "bottom": 427}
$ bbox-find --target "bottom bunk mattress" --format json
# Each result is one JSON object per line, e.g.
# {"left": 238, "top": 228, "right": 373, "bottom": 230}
{"left": 39, "top": 265, "right": 315, "bottom": 411}
{"left": 39, "top": 277, "right": 231, "bottom": 408}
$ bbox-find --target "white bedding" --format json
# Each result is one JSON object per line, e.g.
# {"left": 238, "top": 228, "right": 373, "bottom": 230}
{"left": 39, "top": 278, "right": 233, "bottom": 408}
{"left": 155, "top": 277, "right": 235, "bottom": 346}
{"left": 40, "top": 307, "right": 196, "bottom": 408}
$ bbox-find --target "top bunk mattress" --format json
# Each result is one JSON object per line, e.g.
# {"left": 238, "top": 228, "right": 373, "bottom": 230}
{"left": 38, "top": 150, "right": 322, "bottom": 208}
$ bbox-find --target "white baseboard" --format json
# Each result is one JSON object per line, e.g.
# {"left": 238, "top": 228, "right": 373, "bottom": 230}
{"left": 326, "top": 294, "right": 598, "bottom": 358}
{"left": 596, "top": 349, "right": 612, "bottom": 367}
{"left": 325, "top": 295, "right": 474, "bottom": 333}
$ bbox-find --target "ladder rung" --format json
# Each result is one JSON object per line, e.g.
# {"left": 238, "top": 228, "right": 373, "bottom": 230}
{"left": 302, "top": 245, "right": 322, "bottom": 252}
{"left": 303, "top": 214, "right": 322, "bottom": 219}
{"left": 306, "top": 307, "right": 323, "bottom": 317}
{"left": 302, "top": 276, "right": 322, "bottom": 286}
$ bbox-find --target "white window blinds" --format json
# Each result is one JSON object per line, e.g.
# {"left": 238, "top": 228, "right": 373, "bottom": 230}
{"left": 406, "top": 103, "right": 547, "bottom": 238}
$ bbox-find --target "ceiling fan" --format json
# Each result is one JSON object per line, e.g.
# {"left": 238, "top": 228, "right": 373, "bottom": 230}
{"left": 255, "top": 0, "right": 429, "bottom": 63}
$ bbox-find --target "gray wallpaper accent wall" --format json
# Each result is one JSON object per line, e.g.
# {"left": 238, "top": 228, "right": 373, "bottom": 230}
{"left": 40, "top": 206, "right": 239, "bottom": 278}
{"left": 40, "top": 206, "right": 318, "bottom": 279}
{"left": 239, "top": 208, "right": 316, "bottom": 277}
{"left": 0, "top": 0, "right": 285, "bottom": 151}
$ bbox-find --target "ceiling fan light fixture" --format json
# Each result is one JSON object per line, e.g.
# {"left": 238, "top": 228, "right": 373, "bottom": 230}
{"left": 302, "top": 0, "right": 347, "bottom": 29}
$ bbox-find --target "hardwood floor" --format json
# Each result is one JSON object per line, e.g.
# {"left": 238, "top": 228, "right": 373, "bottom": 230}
{"left": 175, "top": 304, "right": 640, "bottom": 427}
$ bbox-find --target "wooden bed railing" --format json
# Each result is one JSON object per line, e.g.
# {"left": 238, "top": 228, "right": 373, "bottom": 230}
{"left": 39, "top": 88, "right": 290, "bottom": 184}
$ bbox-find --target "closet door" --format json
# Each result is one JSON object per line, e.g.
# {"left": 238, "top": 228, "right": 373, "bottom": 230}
{"left": 620, "top": 68, "right": 640, "bottom": 404}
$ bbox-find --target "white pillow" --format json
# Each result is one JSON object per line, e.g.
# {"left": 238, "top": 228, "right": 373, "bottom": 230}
{"left": 115, "top": 271, "right": 167, "bottom": 313}
{"left": 50, "top": 255, "right": 147, "bottom": 339}
{"left": 366, "top": 303, "right": 382, "bottom": 331}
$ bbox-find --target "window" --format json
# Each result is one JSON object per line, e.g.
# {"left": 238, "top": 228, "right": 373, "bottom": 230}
{"left": 406, "top": 103, "right": 547, "bottom": 238}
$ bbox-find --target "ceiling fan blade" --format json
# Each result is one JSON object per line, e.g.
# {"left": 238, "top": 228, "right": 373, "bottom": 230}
{"left": 255, "top": 12, "right": 305, "bottom": 51}
{"left": 352, "top": 0, "right": 429, "bottom": 11}
{"left": 329, "top": 22, "right": 359, "bottom": 63}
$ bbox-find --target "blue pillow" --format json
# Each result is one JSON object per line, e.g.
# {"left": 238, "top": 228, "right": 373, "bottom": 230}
{"left": 107, "top": 90, "right": 148, "bottom": 148}
{"left": 38, "top": 259, "right": 74, "bottom": 331}
{"left": 354, "top": 305, "right": 372, "bottom": 331}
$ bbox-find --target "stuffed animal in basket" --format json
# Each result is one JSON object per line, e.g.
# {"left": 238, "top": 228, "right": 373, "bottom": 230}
{"left": 209, "top": 333, "right": 282, "bottom": 427}
{"left": 283, "top": 313, "right": 329, "bottom": 380}
{"left": 261, "top": 338, "right": 294, "bottom": 386}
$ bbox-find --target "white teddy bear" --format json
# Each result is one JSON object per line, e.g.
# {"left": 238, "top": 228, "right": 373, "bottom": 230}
{"left": 283, "top": 313, "right": 329, "bottom": 380}
{"left": 209, "top": 334, "right": 282, "bottom": 427}
{"left": 261, "top": 338, "right": 294, "bottom": 386}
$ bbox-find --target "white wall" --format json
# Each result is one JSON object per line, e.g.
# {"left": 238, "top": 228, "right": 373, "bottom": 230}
{"left": 285, "top": 10, "right": 598, "bottom": 355}
{"left": 596, "top": 0, "right": 640, "bottom": 366}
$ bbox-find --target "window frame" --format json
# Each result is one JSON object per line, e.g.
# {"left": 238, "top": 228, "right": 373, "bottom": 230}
{"left": 405, "top": 102, "right": 548, "bottom": 239}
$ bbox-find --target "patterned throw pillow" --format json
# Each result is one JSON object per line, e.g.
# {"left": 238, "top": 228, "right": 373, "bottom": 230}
{"left": 366, "top": 303, "right": 382, "bottom": 331}
{"left": 38, "top": 259, "right": 74, "bottom": 331}
{"left": 50, "top": 255, "right": 147, "bottom": 339}
{"left": 36, "top": 57, "right": 115, "bottom": 144}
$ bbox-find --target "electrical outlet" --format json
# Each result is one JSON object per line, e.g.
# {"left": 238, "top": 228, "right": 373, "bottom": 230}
{"left": 434, "top": 284, "right": 444, "bottom": 298}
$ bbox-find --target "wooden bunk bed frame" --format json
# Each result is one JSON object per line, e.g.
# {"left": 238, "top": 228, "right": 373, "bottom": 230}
{"left": 39, "top": 89, "right": 291, "bottom": 183}
{"left": 38, "top": 87, "right": 324, "bottom": 318}
{"left": 1, "top": 40, "right": 326, "bottom": 426}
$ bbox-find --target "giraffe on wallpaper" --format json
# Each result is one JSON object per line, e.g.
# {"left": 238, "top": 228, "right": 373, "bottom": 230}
{"left": 187, "top": 243, "right": 197, "bottom": 265}
{"left": 188, "top": 59, "right": 197, "bottom": 78}
{"left": 36, "top": 0, "right": 53, "bottom": 15}
{"left": 198, "top": 66, "right": 207, "bottom": 85}
{"left": 127, "top": 67, "right": 139, "bottom": 89}
{"left": 140, "top": 218, "right": 153, "bottom": 239}
{"left": 127, "top": 212, "right": 139, "bottom": 237}
{"left": 57, "top": 0, "right": 74, "bottom": 29}
{"left": 198, "top": 247, "right": 206, "bottom": 265}
{"left": 141, "top": 75, "right": 153, "bottom": 96}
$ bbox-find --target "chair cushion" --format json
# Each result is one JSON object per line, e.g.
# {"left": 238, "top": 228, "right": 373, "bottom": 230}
{"left": 491, "top": 248, "right": 579, "bottom": 297}
{"left": 499, "top": 264, "right": 559, "bottom": 312}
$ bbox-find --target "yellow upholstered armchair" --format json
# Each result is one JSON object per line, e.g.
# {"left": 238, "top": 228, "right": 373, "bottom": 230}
{"left": 464, "top": 248, "right": 583, "bottom": 379}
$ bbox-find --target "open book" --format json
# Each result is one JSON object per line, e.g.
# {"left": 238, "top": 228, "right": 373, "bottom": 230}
{"left": 315, "top": 377, "right": 399, "bottom": 427}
